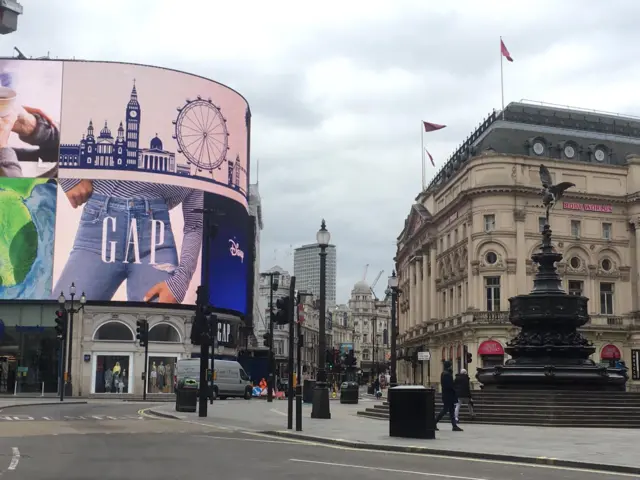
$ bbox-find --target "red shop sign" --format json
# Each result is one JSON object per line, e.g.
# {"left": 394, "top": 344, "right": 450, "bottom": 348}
{"left": 563, "top": 202, "right": 612, "bottom": 213}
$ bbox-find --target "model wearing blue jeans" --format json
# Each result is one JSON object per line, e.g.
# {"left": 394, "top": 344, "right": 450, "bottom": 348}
{"left": 54, "top": 193, "right": 178, "bottom": 302}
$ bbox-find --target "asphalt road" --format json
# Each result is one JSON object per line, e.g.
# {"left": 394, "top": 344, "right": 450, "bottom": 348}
{"left": 0, "top": 402, "right": 631, "bottom": 480}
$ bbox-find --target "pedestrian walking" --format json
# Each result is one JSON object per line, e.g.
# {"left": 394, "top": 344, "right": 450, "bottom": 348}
{"left": 454, "top": 368, "right": 476, "bottom": 423}
{"left": 435, "top": 360, "right": 462, "bottom": 431}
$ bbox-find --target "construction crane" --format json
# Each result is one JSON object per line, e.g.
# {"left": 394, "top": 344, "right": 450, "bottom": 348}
{"left": 370, "top": 270, "right": 384, "bottom": 300}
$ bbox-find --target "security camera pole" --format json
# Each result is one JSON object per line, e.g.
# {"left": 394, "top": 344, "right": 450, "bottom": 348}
{"left": 0, "top": 1, "right": 23, "bottom": 35}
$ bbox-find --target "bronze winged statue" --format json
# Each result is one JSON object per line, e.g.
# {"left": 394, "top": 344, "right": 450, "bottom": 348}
{"left": 539, "top": 164, "right": 575, "bottom": 224}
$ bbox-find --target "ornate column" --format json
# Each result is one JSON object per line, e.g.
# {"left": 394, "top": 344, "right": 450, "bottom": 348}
{"left": 467, "top": 214, "right": 474, "bottom": 309}
{"left": 409, "top": 262, "right": 416, "bottom": 328}
{"left": 514, "top": 209, "right": 527, "bottom": 295}
{"left": 415, "top": 258, "right": 422, "bottom": 326}
{"left": 633, "top": 219, "right": 640, "bottom": 311}
{"left": 422, "top": 252, "right": 430, "bottom": 323}
{"left": 430, "top": 246, "right": 437, "bottom": 320}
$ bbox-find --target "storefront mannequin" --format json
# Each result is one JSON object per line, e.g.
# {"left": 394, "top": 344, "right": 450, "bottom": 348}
{"left": 104, "top": 367, "right": 113, "bottom": 393}
{"left": 150, "top": 362, "right": 157, "bottom": 393}
{"left": 157, "top": 362, "right": 165, "bottom": 392}
{"left": 164, "top": 362, "right": 172, "bottom": 393}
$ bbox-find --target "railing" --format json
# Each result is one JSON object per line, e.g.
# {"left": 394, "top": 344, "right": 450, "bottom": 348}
{"left": 13, "top": 381, "right": 50, "bottom": 396}
{"left": 473, "top": 311, "right": 510, "bottom": 323}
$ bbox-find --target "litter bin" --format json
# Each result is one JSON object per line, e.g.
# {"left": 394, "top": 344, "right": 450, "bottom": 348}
{"left": 388, "top": 385, "right": 435, "bottom": 439}
{"left": 303, "top": 379, "right": 315, "bottom": 403}
{"left": 175, "top": 379, "right": 198, "bottom": 413}
{"left": 340, "top": 381, "right": 359, "bottom": 404}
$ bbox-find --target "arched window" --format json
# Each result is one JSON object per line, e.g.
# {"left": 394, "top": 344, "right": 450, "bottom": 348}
{"left": 93, "top": 322, "right": 134, "bottom": 341}
{"left": 148, "top": 323, "right": 181, "bottom": 343}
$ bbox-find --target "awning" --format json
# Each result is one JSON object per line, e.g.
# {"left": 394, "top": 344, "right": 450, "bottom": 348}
{"left": 600, "top": 344, "right": 621, "bottom": 360}
{"left": 478, "top": 339, "right": 504, "bottom": 356}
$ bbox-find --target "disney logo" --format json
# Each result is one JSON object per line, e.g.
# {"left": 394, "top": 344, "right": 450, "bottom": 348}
{"left": 229, "top": 239, "right": 244, "bottom": 263}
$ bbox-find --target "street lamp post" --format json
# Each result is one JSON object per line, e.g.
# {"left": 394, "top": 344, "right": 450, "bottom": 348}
{"left": 58, "top": 283, "right": 86, "bottom": 396}
{"left": 311, "top": 219, "right": 331, "bottom": 419}
{"left": 388, "top": 270, "right": 399, "bottom": 388}
{"left": 261, "top": 271, "right": 280, "bottom": 403}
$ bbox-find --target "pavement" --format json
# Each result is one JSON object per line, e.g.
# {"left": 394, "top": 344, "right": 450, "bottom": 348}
{"left": 147, "top": 398, "right": 640, "bottom": 475}
{"left": 0, "top": 401, "right": 629, "bottom": 479}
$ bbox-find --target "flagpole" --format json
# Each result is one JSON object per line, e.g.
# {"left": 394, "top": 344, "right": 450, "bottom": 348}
{"left": 421, "top": 122, "right": 425, "bottom": 190}
{"left": 500, "top": 36, "right": 505, "bottom": 120}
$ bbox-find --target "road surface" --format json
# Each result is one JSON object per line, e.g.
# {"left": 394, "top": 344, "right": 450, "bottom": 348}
{"left": 0, "top": 402, "right": 630, "bottom": 479}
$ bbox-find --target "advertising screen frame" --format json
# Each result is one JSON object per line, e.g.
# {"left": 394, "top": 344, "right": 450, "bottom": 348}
{"left": 0, "top": 58, "right": 252, "bottom": 318}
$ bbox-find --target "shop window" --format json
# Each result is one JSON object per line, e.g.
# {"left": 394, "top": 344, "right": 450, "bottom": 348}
{"left": 148, "top": 323, "right": 181, "bottom": 343}
{"left": 147, "top": 356, "right": 177, "bottom": 394}
{"left": 94, "top": 355, "right": 130, "bottom": 394}
{"left": 482, "top": 355, "right": 504, "bottom": 369}
{"left": 93, "top": 322, "right": 134, "bottom": 341}
{"left": 600, "top": 283, "right": 614, "bottom": 315}
{"left": 485, "top": 276, "right": 501, "bottom": 312}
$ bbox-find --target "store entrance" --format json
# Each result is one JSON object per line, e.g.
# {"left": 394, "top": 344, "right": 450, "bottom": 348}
{"left": 0, "top": 326, "right": 60, "bottom": 395}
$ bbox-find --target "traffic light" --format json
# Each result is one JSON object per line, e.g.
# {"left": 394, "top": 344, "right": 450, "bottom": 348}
{"left": 274, "top": 296, "right": 290, "bottom": 325}
{"left": 464, "top": 345, "right": 472, "bottom": 365}
{"left": 325, "top": 349, "right": 333, "bottom": 368}
{"left": 136, "top": 319, "right": 149, "bottom": 347}
{"left": 54, "top": 310, "right": 67, "bottom": 340}
{"left": 346, "top": 349, "right": 356, "bottom": 367}
{"left": 263, "top": 332, "right": 272, "bottom": 348}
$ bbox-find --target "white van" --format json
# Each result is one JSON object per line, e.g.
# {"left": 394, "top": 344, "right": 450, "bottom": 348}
{"left": 175, "top": 359, "right": 252, "bottom": 400}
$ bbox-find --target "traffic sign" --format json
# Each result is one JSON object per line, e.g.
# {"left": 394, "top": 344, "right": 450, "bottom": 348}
{"left": 418, "top": 351, "right": 431, "bottom": 361}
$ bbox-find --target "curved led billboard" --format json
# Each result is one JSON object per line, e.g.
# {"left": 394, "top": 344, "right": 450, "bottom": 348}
{"left": 0, "top": 59, "right": 251, "bottom": 312}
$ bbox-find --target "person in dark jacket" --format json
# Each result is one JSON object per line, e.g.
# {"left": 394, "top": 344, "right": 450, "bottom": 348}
{"left": 454, "top": 369, "right": 476, "bottom": 422}
{"left": 435, "top": 360, "right": 462, "bottom": 431}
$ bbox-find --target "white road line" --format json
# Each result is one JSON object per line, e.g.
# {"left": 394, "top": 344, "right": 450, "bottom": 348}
{"left": 289, "top": 459, "right": 486, "bottom": 480}
{"left": 184, "top": 420, "right": 231, "bottom": 430}
{"left": 8, "top": 447, "right": 20, "bottom": 471}
{"left": 270, "top": 408, "right": 287, "bottom": 416}
{"left": 193, "top": 434, "right": 298, "bottom": 445}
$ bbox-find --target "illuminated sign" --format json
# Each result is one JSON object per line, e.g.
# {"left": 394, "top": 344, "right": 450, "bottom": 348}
{"left": 562, "top": 202, "right": 613, "bottom": 213}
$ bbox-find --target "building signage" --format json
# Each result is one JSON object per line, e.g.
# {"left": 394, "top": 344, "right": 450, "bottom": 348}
{"left": 216, "top": 322, "right": 236, "bottom": 347}
{"left": 562, "top": 202, "right": 613, "bottom": 213}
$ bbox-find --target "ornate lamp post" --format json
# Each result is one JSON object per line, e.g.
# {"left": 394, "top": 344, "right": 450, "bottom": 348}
{"left": 58, "top": 283, "right": 86, "bottom": 396}
{"left": 311, "top": 219, "right": 331, "bottom": 419}
{"left": 388, "top": 270, "right": 399, "bottom": 387}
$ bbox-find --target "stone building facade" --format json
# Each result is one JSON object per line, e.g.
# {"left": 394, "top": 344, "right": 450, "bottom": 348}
{"left": 396, "top": 101, "right": 640, "bottom": 390}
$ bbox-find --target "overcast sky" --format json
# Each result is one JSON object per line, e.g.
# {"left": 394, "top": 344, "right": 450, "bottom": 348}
{"left": 6, "top": 0, "right": 639, "bottom": 303}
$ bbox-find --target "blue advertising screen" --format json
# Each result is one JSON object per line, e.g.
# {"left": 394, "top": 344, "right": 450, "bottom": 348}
{"left": 203, "top": 194, "right": 251, "bottom": 314}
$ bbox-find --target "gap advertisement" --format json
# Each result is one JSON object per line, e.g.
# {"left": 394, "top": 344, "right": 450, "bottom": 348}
{"left": 0, "top": 59, "right": 251, "bottom": 313}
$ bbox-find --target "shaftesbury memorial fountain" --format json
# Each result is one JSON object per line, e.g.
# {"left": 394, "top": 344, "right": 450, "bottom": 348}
{"left": 477, "top": 165, "right": 628, "bottom": 391}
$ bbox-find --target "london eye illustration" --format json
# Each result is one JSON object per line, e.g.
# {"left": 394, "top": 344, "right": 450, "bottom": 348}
{"left": 173, "top": 96, "right": 229, "bottom": 174}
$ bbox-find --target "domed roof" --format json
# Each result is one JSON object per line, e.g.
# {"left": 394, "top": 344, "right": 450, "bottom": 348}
{"left": 352, "top": 280, "right": 371, "bottom": 295}
{"left": 150, "top": 134, "right": 163, "bottom": 150}
{"left": 99, "top": 121, "right": 112, "bottom": 138}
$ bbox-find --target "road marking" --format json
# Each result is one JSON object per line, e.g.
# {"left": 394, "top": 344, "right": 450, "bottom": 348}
{"left": 270, "top": 408, "right": 287, "bottom": 416}
{"left": 8, "top": 447, "right": 20, "bottom": 471}
{"left": 290, "top": 459, "right": 486, "bottom": 479}
{"left": 257, "top": 433, "right": 639, "bottom": 477}
{"left": 193, "top": 434, "right": 298, "bottom": 445}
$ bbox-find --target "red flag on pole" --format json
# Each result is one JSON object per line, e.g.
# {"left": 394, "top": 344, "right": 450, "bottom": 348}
{"left": 423, "top": 121, "right": 446, "bottom": 132}
{"left": 424, "top": 147, "right": 435, "bottom": 167}
{"left": 500, "top": 39, "right": 513, "bottom": 62}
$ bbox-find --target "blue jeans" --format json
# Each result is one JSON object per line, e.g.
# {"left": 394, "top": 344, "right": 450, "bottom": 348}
{"left": 53, "top": 194, "right": 178, "bottom": 302}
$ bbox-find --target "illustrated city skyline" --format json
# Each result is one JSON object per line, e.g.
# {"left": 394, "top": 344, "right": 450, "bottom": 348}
{"left": 58, "top": 81, "right": 247, "bottom": 195}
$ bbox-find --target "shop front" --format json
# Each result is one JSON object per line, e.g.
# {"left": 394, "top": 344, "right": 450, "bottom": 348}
{"left": 478, "top": 339, "right": 505, "bottom": 368}
{"left": 82, "top": 308, "right": 191, "bottom": 396}
{"left": 0, "top": 302, "right": 61, "bottom": 395}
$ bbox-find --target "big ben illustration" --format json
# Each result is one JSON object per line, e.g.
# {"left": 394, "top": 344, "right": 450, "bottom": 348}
{"left": 126, "top": 81, "right": 141, "bottom": 168}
